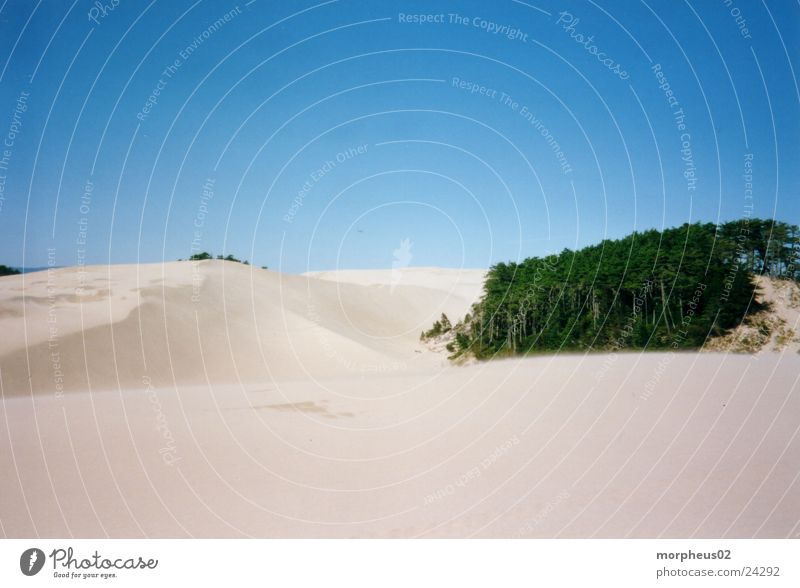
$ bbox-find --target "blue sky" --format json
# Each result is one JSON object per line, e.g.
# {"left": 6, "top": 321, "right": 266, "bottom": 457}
{"left": 0, "top": 0, "right": 798, "bottom": 273}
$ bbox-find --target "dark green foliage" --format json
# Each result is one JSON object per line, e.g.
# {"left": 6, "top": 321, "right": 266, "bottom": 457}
{"left": 461, "top": 219, "right": 798, "bottom": 358}
{"left": 453, "top": 331, "right": 472, "bottom": 353}
{"left": 0, "top": 264, "right": 20, "bottom": 276}
{"left": 189, "top": 252, "right": 213, "bottom": 260}
{"left": 219, "top": 254, "right": 248, "bottom": 264}
{"left": 189, "top": 252, "right": 249, "bottom": 264}
{"left": 420, "top": 313, "right": 452, "bottom": 340}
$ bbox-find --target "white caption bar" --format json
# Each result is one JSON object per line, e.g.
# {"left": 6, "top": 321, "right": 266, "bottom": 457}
{"left": 1, "top": 539, "right": 797, "bottom": 587}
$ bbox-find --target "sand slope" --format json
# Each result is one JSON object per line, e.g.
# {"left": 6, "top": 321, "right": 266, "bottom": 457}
{"left": 0, "top": 262, "right": 485, "bottom": 395}
{"left": 0, "top": 263, "right": 798, "bottom": 538}
{"left": 706, "top": 275, "right": 800, "bottom": 354}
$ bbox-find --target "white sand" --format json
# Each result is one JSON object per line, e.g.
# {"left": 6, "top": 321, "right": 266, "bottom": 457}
{"left": 706, "top": 275, "right": 800, "bottom": 354}
{"left": 0, "top": 261, "right": 797, "bottom": 538}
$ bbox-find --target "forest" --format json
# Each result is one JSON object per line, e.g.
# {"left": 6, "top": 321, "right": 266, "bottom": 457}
{"left": 445, "top": 218, "right": 799, "bottom": 358}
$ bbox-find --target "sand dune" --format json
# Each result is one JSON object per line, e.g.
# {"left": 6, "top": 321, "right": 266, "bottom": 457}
{"left": 706, "top": 275, "right": 800, "bottom": 354}
{"left": 0, "top": 262, "right": 798, "bottom": 538}
{"left": 0, "top": 262, "right": 484, "bottom": 395}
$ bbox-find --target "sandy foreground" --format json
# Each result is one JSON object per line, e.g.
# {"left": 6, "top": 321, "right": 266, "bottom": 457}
{"left": 0, "top": 261, "right": 798, "bottom": 538}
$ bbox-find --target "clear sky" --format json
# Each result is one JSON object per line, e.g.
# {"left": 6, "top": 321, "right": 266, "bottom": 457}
{"left": 0, "top": 0, "right": 798, "bottom": 273}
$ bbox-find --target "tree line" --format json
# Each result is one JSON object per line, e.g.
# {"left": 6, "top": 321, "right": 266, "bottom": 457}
{"left": 447, "top": 218, "right": 798, "bottom": 358}
{"left": 181, "top": 252, "right": 268, "bottom": 269}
